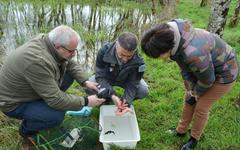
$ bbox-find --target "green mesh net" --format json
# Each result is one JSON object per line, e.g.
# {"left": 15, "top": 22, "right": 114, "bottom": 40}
{"left": 31, "top": 116, "right": 101, "bottom": 150}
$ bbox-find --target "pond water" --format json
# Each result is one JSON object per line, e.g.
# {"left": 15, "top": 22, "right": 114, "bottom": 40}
{"left": 0, "top": 1, "right": 157, "bottom": 71}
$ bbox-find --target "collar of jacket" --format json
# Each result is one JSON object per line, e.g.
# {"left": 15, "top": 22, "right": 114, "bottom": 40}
{"left": 103, "top": 42, "right": 118, "bottom": 64}
{"left": 44, "top": 34, "right": 67, "bottom": 64}
{"left": 167, "top": 21, "right": 181, "bottom": 56}
{"left": 170, "top": 37, "right": 186, "bottom": 61}
{"left": 172, "top": 19, "right": 195, "bottom": 49}
{"left": 102, "top": 42, "right": 143, "bottom": 66}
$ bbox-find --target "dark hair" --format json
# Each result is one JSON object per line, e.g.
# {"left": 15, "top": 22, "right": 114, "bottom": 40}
{"left": 117, "top": 32, "right": 138, "bottom": 52}
{"left": 141, "top": 23, "right": 175, "bottom": 58}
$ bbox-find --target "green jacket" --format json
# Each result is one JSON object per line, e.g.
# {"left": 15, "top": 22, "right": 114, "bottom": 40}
{"left": 0, "top": 34, "right": 87, "bottom": 112}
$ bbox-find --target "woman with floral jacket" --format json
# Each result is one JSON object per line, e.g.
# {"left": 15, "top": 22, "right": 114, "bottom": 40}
{"left": 141, "top": 19, "right": 239, "bottom": 150}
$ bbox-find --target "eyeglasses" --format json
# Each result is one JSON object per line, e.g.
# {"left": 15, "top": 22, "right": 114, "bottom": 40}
{"left": 60, "top": 46, "right": 78, "bottom": 54}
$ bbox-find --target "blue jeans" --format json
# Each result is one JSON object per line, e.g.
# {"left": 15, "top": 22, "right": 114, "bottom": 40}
{"left": 4, "top": 71, "right": 74, "bottom": 137}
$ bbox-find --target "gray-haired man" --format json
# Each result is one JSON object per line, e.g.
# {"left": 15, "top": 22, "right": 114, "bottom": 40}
{"left": 0, "top": 25, "right": 105, "bottom": 139}
{"left": 90, "top": 32, "right": 149, "bottom": 115}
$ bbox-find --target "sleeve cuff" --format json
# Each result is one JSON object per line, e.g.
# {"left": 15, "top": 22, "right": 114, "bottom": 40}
{"left": 84, "top": 96, "right": 88, "bottom": 106}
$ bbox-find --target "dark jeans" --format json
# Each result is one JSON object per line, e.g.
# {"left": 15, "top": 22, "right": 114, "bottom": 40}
{"left": 4, "top": 71, "right": 74, "bottom": 137}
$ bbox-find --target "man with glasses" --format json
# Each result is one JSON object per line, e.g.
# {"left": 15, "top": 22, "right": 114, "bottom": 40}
{"left": 89, "top": 32, "right": 149, "bottom": 115}
{"left": 0, "top": 25, "right": 105, "bottom": 140}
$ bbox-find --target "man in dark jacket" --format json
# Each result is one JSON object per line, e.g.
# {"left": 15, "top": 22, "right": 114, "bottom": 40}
{"left": 90, "top": 32, "right": 149, "bottom": 115}
{"left": 0, "top": 25, "right": 105, "bottom": 138}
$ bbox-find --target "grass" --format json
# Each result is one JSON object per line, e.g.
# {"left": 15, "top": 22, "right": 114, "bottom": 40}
{"left": 0, "top": 0, "right": 240, "bottom": 150}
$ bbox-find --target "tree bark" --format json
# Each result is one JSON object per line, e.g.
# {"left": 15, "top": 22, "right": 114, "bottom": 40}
{"left": 0, "top": 19, "right": 5, "bottom": 67}
{"left": 157, "top": 0, "right": 177, "bottom": 23}
{"left": 200, "top": 0, "right": 209, "bottom": 7}
{"left": 151, "top": 0, "right": 156, "bottom": 15}
{"left": 207, "top": 0, "right": 231, "bottom": 37}
{"left": 229, "top": 0, "right": 240, "bottom": 27}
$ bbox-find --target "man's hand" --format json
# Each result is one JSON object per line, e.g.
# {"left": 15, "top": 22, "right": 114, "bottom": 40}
{"left": 87, "top": 95, "right": 105, "bottom": 107}
{"left": 85, "top": 81, "right": 98, "bottom": 91}
{"left": 115, "top": 107, "right": 133, "bottom": 116}
{"left": 119, "top": 99, "right": 130, "bottom": 109}
{"left": 111, "top": 95, "right": 132, "bottom": 116}
{"left": 111, "top": 95, "right": 123, "bottom": 109}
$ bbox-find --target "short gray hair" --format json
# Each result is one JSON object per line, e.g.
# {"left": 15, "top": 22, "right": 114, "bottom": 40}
{"left": 117, "top": 32, "right": 138, "bottom": 52}
{"left": 48, "top": 25, "right": 80, "bottom": 46}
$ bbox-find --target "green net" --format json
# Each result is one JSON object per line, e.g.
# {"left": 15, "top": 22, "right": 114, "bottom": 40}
{"left": 32, "top": 116, "right": 101, "bottom": 150}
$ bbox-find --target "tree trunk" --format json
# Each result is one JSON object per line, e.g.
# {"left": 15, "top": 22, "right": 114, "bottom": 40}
{"left": 0, "top": 18, "right": 5, "bottom": 68}
{"left": 207, "top": 0, "right": 231, "bottom": 37}
{"left": 151, "top": 0, "right": 156, "bottom": 15}
{"left": 200, "top": 0, "right": 209, "bottom": 7}
{"left": 0, "top": 46, "right": 5, "bottom": 68}
{"left": 229, "top": 0, "right": 240, "bottom": 27}
{"left": 157, "top": 0, "right": 177, "bottom": 23}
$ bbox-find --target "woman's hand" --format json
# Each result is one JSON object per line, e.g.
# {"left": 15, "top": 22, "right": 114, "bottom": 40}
{"left": 187, "top": 90, "right": 199, "bottom": 101}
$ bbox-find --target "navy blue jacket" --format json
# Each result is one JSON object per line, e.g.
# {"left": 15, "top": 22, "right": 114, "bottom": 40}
{"left": 95, "top": 42, "right": 145, "bottom": 104}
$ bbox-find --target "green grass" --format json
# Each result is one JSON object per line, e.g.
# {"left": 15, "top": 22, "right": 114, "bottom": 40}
{"left": 0, "top": 0, "right": 240, "bottom": 150}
